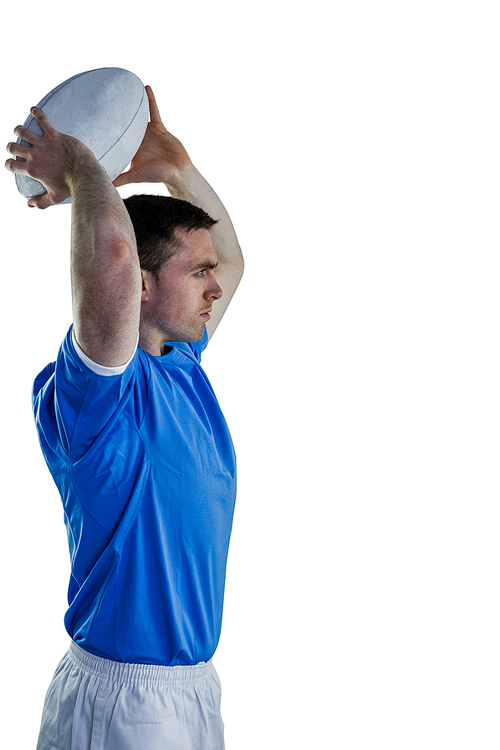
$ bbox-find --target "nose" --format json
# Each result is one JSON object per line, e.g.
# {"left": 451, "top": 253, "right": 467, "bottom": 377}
{"left": 206, "top": 276, "right": 223, "bottom": 300}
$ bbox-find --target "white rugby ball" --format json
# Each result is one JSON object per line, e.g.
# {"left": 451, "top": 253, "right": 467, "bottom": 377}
{"left": 15, "top": 67, "right": 149, "bottom": 203}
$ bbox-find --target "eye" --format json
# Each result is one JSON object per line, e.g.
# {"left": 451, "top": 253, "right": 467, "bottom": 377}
{"left": 196, "top": 269, "right": 207, "bottom": 277}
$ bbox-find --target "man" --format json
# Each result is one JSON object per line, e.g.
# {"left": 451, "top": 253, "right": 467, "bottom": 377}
{"left": 5, "top": 85, "right": 243, "bottom": 750}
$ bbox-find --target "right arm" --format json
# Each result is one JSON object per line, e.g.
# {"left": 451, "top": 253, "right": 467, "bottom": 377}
{"left": 5, "top": 107, "right": 141, "bottom": 367}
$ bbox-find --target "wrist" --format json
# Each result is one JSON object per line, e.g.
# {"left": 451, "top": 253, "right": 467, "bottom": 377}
{"left": 67, "top": 143, "right": 110, "bottom": 193}
{"left": 164, "top": 163, "right": 204, "bottom": 201}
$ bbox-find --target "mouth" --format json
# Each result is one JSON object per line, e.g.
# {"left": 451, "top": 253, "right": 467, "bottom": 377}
{"left": 200, "top": 309, "right": 212, "bottom": 320}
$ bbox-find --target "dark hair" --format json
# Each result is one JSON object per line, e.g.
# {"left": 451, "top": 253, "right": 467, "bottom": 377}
{"left": 123, "top": 194, "right": 218, "bottom": 278}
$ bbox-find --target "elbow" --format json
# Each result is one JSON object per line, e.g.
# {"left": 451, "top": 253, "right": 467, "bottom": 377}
{"left": 238, "top": 255, "right": 245, "bottom": 284}
{"left": 234, "top": 248, "right": 245, "bottom": 281}
{"left": 106, "top": 237, "right": 138, "bottom": 266}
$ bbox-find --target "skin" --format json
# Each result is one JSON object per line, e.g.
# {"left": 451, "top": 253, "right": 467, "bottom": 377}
{"left": 140, "top": 227, "right": 223, "bottom": 355}
{"left": 5, "top": 86, "right": 243, "bottom": 362}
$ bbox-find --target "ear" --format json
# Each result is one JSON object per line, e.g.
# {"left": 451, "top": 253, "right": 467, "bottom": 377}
{"left": 141, "top": 269, "right": 151, "bottom": 302}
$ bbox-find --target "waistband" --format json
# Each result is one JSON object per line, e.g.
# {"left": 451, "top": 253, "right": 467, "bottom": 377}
{"left": 68, "top": 641, "right": 212, "bottom": 687}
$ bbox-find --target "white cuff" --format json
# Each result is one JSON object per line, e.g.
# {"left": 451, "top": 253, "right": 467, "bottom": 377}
{"left": 72, "top": 329, "right": 138, "bottom": 376}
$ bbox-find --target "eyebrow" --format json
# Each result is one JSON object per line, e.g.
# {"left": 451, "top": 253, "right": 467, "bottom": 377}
{"left": 189, "top": 261, "right": 219, "bottom": 272}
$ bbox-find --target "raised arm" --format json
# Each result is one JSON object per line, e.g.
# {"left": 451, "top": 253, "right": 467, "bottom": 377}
{"left": 5, "top": 108, "right": 141, "bottom": 367}
{"left": 113, "top": 86, "right": 244, "bottom": 339}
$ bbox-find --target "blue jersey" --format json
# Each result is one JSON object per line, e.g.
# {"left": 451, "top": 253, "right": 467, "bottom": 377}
{"left": 32, "top": 327, "right": 237, "bottom": 666}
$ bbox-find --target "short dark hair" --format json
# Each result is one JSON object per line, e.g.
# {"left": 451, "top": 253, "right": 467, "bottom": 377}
{"left": 123, "top": 194, "right": 218, "bottom": 278}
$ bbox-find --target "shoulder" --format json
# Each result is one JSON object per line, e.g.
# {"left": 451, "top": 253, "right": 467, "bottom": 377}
{"left": 33, "top": 327, "right": 151, "bottom": 459}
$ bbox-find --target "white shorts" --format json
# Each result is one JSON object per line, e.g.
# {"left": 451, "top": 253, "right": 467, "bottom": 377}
{"left": 36, "top": 641, "right": 225, "bottom": 750}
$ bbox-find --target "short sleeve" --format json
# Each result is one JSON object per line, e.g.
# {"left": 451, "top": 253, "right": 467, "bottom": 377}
{"left": 72, "top": 329, "right": 138, "bottom": 376}
{"left": 33, "top": 326, "right": 147, "bottom": 462}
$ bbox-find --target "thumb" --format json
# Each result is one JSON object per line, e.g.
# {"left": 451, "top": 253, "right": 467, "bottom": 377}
{"left": 28, "top": 193, "right": 49, "bottom": 209}
{"left": 28, "top": 190, "right": 64, "bottom": 209}
{"left": 113, "top": 169, "right": 135, "bottom": 188}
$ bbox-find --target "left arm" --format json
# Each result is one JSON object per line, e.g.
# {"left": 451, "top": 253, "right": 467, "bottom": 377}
{"left": 114, "top": 86, "right": 244, "bottom": 338}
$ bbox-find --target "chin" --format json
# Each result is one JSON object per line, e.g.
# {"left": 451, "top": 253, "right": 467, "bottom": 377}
{"left": 174, "top": 324, "right": 205, "bottom": 343}
{"left": 191, "top": 326, "right": 206, "bottom": 342}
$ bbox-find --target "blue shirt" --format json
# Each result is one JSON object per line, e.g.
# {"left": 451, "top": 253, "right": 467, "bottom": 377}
{"left": 33, "top": 327, "right": 237, "bottom": 666}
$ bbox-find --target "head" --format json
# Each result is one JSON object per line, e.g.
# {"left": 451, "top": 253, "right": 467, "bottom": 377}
{"left": 123, "top": 194, "right": 218, "bottom": 278}
{"left": 123, "top": 195, "right": 223, "bottom": 352}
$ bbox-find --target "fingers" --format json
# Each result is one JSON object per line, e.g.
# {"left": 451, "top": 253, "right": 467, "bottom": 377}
{"left": 5, "top": 154, "right": 28, "bottom": 174}
{"left": 4, "top": 106, "right": 55, "bottom": 174}
{"left": 12, "top": 123, "right": 38, "bottom": 147}
{"left": 5, "top": 105, "right": 73, "bottom": 209}
{"left": 5, "top": 127, "right": 37, "bottom": 173}
{"left": 5, "top": 104, "right": 49, "bottom": 154}
{"left": 145, "top": 85, "right": 163, "bottom": 124}
{"left": 6, "top": 140, "right": 32, "bottom": 160}
{"left": 11, "top": 106, "right": 52, "bottom": 144}
{"left": 29, "top": 105, "right": 53, "bottom": 134}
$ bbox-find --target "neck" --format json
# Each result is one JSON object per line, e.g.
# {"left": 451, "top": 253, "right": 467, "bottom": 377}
{"left": 138, "top": 327, "right": 167, "bottom": 357}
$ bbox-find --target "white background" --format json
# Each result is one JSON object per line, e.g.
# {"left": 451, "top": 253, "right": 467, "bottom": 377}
{"left": 1, "top": 1, "right": 500, "bottom": 747}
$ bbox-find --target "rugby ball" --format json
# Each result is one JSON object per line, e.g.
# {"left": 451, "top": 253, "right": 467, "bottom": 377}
{"left": 15, "top": 67, "right": 149, "bottom": 203}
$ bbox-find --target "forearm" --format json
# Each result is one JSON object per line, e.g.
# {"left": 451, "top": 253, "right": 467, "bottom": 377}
{"left": 166, "top": 165, "right": 244, "bottom": 274}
